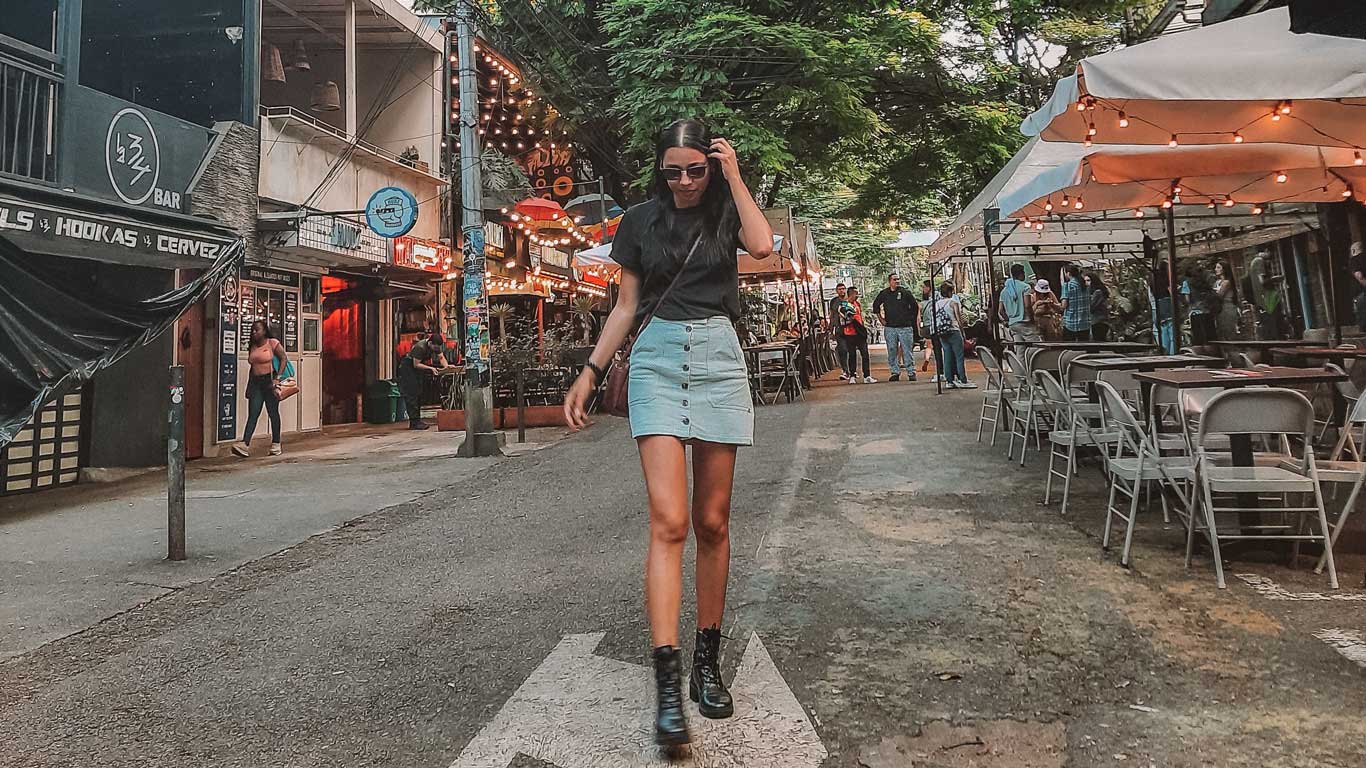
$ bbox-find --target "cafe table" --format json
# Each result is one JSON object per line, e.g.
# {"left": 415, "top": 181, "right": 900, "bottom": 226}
{"left": 1014, "top": 340, "right": 1155, "bottom": 353}
{"left": 744, "top": 342, "right": 801, "bottom": 404}
{"left": 1070, "top": 354, "right": 1225, "bottom": 402}
{"left": 1207, "top": 339, "right": 1316, "bottom": 364}
{"left": 1133, "top": 366, "right": 1348, "bottom": 532}
{"left": 1268, "top": 346, "right": 1366, "bottom": 365}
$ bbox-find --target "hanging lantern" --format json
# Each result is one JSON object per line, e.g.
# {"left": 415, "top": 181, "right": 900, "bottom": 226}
{"left": 310, "top": 80, "right": 341, "bottom": 112}
{"left": 261, "top": 42, "right": 286, "bottom": 84}
{"left": 287, "top": 39, "right": 311, "bottom": 71}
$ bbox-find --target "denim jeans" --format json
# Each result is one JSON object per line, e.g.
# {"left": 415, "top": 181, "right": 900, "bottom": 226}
{"left": 941, "top": 330, "right": 966, "bottom": 385}
{"left": 884, "top": 326, "right": 916, "bottom": 376}
{"left": 243, "top": 373, "right": 281, "bottom": 445}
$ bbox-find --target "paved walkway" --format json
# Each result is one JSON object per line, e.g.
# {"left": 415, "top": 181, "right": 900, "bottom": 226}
{"left": 0, "top": 422, "right": 563, "bottom": 659}
{"left": 2, "top": 349, "right": 1365, "bottom": 766}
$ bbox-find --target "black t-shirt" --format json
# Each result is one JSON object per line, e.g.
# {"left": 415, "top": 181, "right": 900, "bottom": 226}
{"left": 611, "top": 199, "right": 741, "bottom": 325}
{"left": 872, "top": 287, "right": 919, "bottom": 327}
{"left": 1351, "top": 253, "right": 1366, "bottom": 293}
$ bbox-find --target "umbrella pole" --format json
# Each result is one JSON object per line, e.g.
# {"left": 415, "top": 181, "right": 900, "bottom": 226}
{"left": 1165, "top": 204, "right": 1180, "bottom": 354}
{"left": 982, "top": 228, "right": 1000, "bottom": 346}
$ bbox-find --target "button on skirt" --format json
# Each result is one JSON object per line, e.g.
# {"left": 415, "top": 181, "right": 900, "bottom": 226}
{"left": 627, "top": 316, "right": 754, "bottom": 446}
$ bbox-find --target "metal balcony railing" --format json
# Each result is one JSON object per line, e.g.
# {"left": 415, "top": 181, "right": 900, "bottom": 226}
{"left": 0, "top": 52, "right": 60, "bottom": 184}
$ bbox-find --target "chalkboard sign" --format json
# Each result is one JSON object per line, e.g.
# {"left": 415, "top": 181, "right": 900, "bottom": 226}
{"left": 217, "top": 276, "right": 240, "bottom": 442}
{"left": 284, "top": 291, "right": 299, "bottom": 353}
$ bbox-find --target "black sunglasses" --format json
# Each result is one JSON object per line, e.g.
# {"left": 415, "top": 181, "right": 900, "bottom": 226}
{"left": 659, "top": 164, "right": 709, "bottom": 181}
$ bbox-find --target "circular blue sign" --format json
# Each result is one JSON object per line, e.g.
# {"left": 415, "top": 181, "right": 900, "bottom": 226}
{"left": 365, "top": 186, "right": 419, "bottom": 238}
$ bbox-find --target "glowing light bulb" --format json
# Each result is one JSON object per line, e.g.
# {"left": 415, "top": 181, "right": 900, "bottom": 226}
{"left": 1134, "top": 209, "right": 1145, "bottom": 218}
{"left": 1356, "top": 151, "right": 1364, "bottom": 166}
{"left": 1251, "top": 204, "right": 1265, "bottom": 215}
{"left": 1345, "top": 186, "right": 1355, "bottom": 199}
{"left": 1233, "top": 132, "right": 1244, "bottom": 143}
{"left": 1076, "top": 100, "right": 1086, "bottom": 112}
{"left": 1280, "top": 100, "right": 1293, "bottom": 115}
{"left": 1118, "top": 111, "right": 1129, "bottom": 128}
{"left": 1224, "top": 198, "right": 1236, "bottom": 208}
{"left": 1168, "top": 135, "right": 1179, "bottom": 147}
{"left": 1161, "top": 198, "right": 1173, "bottom": 210}
{"left": 1087, "top": 124, "right": 1097, "bottom": 137}
{"left": 1044, "top": 199, "right": 1054, "bottom": 212}
{"left": 1275, "top": 171, "right": 1288, "bottom": 183}
{"left": 1074, "top": 197, "right": 1084, "bottom": 210}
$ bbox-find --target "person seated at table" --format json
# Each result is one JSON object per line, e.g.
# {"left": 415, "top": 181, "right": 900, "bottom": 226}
{"left": 1031, "top": 279, "right": 1063, "bottom": 341}
{"left": 776, "top": 320, "right": 801, "bottom": 340}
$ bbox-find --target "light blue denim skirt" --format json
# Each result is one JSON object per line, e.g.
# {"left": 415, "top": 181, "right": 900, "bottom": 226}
{"left": 628, "top": 316, "right": 754, "bottom": 445}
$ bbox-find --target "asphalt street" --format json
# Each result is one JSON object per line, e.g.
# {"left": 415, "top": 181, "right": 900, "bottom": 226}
{"left": 3, "top": 363, "right": 1366, "bottom": 767}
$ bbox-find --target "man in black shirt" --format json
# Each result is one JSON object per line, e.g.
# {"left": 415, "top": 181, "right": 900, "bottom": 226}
{"left": 872, "top": 274, "right": 919, "bottom": 381}
{"left": 829, "top": 283, "right": 852, "bottom": 379}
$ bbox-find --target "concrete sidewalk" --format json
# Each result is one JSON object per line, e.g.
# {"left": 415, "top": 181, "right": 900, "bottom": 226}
{"left": 0, "top": 421, "right": 567, "bottom": 660}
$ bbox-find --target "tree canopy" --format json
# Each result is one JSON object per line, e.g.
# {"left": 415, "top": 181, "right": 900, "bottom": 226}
{"left": 419, "top": 0, "right": 1167, "bottom": 272}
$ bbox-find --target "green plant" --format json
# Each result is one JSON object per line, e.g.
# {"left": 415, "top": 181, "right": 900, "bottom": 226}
{"left": 489, "top": 302, "right": 516, "bottom": 341}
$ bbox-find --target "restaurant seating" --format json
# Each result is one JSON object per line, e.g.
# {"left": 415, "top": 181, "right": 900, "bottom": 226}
{"left": 1036, "top": 371, "right": 1119, "bottom": 516}
{"left": 1096, "top": 381, "right": 1196, "bottom": 567}
{"left": 1188, "top": 388, "right": 1337, "bottom": 589}
{"left": 975, "top": 347, "right": 1006, "bottom": 445}
{"left": 1004, "top": 350, "right": 1049, "bottom": 465}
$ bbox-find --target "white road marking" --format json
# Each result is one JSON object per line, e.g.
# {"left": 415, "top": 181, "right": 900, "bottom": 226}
{"left": 1235, "top": 573, "right": 1366, "bottom": 602}
{"left": 449, "top": 632, "right": 826, "bottom": 768}
{"left": 1313, "top": 628, "right": 1366, "bottom": 669}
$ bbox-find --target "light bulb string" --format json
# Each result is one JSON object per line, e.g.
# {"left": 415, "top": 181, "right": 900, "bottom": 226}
{"left": 1075, "top": 94, "right": 1366, "bottom": 151}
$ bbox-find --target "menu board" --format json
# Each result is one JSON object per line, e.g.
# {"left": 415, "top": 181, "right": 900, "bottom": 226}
{"left": 284, "top": 292, "right": 299, "bottom": 353}
{"left": 239, "top": 288, "right": 255, "bottom": 352}
{"left": 216, "top": 275, "right": 240, "bottom": 442}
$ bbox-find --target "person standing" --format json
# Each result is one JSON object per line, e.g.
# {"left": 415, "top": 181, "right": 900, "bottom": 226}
{"left": 232, "top": 320, "right": 289, "bottom": 457}
{"left": 397, "top": 332, "right": 448, "bottom": 430}
{"left": 997, "top": 263, "right": 1038, "bottom": 344}
{"left": 829, "top": 282, "right": 852, "bottom": 380}
{"left": 563, "top": 119, "right": 773, "bottom": 747}
{"left": 840, "top": 286, "right": 875, "bottom": 383}
{"left": 933, "top": 282, "right": 976, "bottom": 389}
{"left": 1352, "top": 246, "right": 1366, "bottom": 333}
{"left": 872, "top": 273, "right": 918, "bottom": 381}
{"left": 1212, "top": 260, "right": 1242, "bottom": 340}
{"left": 919, "top": 279, "right": 945, "bottom": 381}
{"left": 1032, "top": 279, "right": 1063, "bottom": 340}
{"left": 1059, "top": 264, "right": 1093, "bottom": 342}
{"left": 1086, "top": 271, "right": 1112, "bottom": 341}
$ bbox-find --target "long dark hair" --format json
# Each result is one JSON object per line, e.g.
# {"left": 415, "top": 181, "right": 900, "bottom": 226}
{"left": 1215, "top": 259, "right": 1239, "bottom": 303}
{"left": 648, "top": 119, "right": 739, "bottom": 267}
{"left": 1086, "top": 271, "right": 1109, "bottom": 297}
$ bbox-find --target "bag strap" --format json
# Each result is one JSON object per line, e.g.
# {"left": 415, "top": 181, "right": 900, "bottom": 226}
{"left": 633, "top": 232, "right": 704, "bottom": 340}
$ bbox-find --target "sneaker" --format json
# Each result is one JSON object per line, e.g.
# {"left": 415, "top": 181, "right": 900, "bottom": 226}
{"left": 409, "top": 421, "right": 431, "bottom": 430}
{"left": 864, "top": 376, "right": 877, "bottom": 384}
{"left": 889, "top": 373, "right": 901, "bottom": 382}
{"left": 848, "top": 377, "right": 859, "bottom": 385}
{"left": 838, "top": 373, "right": 848, "bottom": 381}
{"left": 269, "top": 443, "right": 283, "bottom": 456}
{"left": 231, "top": 442, "right": 250, "bottom": 458}
{"left": 907, "top": 374, "right": 918, "bottom": 381}
{"left": 930, "top": 375, "right": 942, "bottom": 383}
{"left": 958, "top": 380, "right": 979, "bottom": 389}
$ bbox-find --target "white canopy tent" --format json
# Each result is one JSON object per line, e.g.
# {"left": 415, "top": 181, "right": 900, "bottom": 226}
{"left": 1022, "top": 7, "right": 1366, "bottom": 149}
{"left": 998, "top": 142, "right": 1364, "bottom": 220}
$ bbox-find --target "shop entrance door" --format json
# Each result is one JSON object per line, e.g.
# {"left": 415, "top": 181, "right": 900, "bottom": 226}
{"left": 322, "top": 297, "right": 365, "bottom": 425}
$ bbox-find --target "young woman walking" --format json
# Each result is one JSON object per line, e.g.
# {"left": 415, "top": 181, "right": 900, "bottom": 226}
{"left": 233, "top": 320, "right": 289, "bottom": 457}
{"left": 563, "top": 119, "right": 774, "bottom": 747}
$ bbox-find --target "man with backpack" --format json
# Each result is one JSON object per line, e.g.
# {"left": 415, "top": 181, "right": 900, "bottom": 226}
{"left": 998, "top": 263, "right": 1039, "bottom": 343}
{"left": 829, "top": 282, "right": 853, "bottom": 380}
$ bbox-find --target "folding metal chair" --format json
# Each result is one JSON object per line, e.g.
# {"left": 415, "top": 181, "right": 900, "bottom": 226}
{"left": 1037, "top": 371, "right": 1119, "bottom": 516}
{"left": 1313, "top": 395, "right": 1366, "bottom": 574}
{"left": 1096, "top": 381, "right": 1196, "bottom": 566}
{"left": 976, "top": 347, "right": 1006, "bottom": 445}
{"left": 1189, "top": 388, "right": 1338, "bottom": 589}
{"left": 1004, "top": 350, "right": 1048, "bottom": 465}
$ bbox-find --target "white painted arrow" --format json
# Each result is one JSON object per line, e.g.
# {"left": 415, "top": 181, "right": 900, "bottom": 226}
{"left": 450, "top": 632, "right": 827, "bottom": 768}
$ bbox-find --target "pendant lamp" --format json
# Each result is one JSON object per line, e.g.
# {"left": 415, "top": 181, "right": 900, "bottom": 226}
{"left": 310, "top": 81, "right": 341, "bottom": 112}
{"left": 261, "top": 42, "right": 286, "bottom": 84}
{"left": 287, "top": 39, "right": 311, "bottom": 71}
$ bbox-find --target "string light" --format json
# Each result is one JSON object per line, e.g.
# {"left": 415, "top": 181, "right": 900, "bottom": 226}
{"left": 1233, "top": 132, "right": 1244, "bottom": 143}
{"left": 1043, "top": 199, "right": 1054, "bottom": 212}
{"left": 1344, "top": 185, "right": 1355, "bottom": 199}
{"left": 1168, "top": 135, "right": 1179, "bottom": 148}
{"left": 1161, "top": 198, "right": 1173, "bottom": 209}
{"left": 1224, "top": 198, "right": 1236, "bottom": 208}
{"left": 1356, "top": 150, "right": 1363, "bottom": 166}
{"left": 1279, "top": 100, "right": 1293, "bottom": 116}
{"left": 1073, "top": 196, "right": 1084, "bottom": 210}
{"left": 1134, "top": 208, "right": 1145, "bottom": 218}
{"left": 1118, "top": 111, "right": 1128, "bottom": 128}
{"left": 1087, "top": 124, "right": 1097, "bottom": 137}
{"left": 1251, "top": 204, "right": 1265, "bottom": 214}
{"left": 1275, "top": 171, "right": 1288, "bottom": 183}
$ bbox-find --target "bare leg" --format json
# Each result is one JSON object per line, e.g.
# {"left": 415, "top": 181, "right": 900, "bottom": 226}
{"left": 639, "top": 435, "right": 690, "bottom": 648}
{"left": 691, "top": 441, "right": 738, "bottom": 631}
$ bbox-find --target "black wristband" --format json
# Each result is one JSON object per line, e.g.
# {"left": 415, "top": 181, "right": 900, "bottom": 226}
{"left": 584, "top": 360, "right": 607, "bottom": 385}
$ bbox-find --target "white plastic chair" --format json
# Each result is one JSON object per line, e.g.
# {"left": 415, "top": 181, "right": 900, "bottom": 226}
{"left": 1096, "top": 381, "right": 1195, "bottom": 566}
{"left": 976, "top": 347, "right": 1006, "bottom": 445}
{"left": 1189, "top": 388, "right": 1338, "bottom": 589}
{"left": 1037, "top": 371, "right": 1119, "bottom": 516}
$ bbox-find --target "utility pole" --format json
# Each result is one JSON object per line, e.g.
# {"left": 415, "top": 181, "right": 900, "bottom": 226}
{"left": 167, "top": 365, "right": 186, "bottom": 561}
{"left": 450, "top": 8, "right": 503, "bottom": 457}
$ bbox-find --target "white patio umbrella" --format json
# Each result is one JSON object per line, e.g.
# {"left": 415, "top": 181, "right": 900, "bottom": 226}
{"left": 999, "top": 142, "right": 1365, "bottom": 220}
{"left": 1022, "top": 7, "right": 1366, "bottom": 150}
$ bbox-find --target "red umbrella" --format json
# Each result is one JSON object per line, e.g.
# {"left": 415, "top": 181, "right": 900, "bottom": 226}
{"left": 514, "top": 196, "right": 568, "bottom": 223}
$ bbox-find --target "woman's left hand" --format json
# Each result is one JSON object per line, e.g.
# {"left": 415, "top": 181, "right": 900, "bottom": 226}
{"left": 709, "top": 138, "right": 741, "bottom": 182}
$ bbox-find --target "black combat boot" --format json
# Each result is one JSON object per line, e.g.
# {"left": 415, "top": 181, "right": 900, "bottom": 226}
{"left": 652, "top": 646, "right": 690, "bottom": 745}
{"left": 689, "top": 627, "right": 734, "bottom": 718}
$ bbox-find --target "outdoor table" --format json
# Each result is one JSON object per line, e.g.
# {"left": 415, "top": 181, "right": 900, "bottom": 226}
{"left": 1268, "top": 346, "right": 1366, "bottom": 364}
{"left": 744, "top": 342, "right": 801, "bottom": 404}
{"left": 1014, "top": 341, "right": 1156, "bottom": 353}
{"left": 1208, "top": 339, "right": 1316, "bottom": 365}
{"left": 1133, "top": 367, "right": 1348, "bottom": 529}
{"left": 1070, "top": 354, "right": 1227, "bottom": 374}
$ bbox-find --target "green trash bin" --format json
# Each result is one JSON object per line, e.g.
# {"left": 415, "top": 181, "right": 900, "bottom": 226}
{"left": 365, "top": 380, "right": 405, "bottom": 424}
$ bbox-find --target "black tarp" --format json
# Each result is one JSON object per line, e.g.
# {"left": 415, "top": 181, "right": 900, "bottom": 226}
{"left": 0, "top": 234, "right": 245, "bottom": 446}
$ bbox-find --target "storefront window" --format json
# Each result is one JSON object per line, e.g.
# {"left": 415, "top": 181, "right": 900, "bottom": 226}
{"left": 302, "top": 318, "right": 320, "bottom": 352}
{"left": 302, "top": 276, "right": 320, "bottom": 313}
